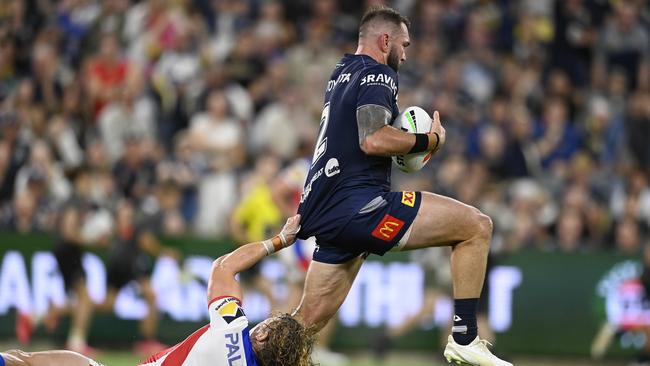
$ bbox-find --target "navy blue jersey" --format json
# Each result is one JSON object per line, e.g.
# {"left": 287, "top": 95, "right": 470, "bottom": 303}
{"left": 297, "top": 54, "right": 399, "bottom": 242}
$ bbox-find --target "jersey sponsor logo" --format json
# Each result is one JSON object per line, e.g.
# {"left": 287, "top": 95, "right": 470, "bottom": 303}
{"left": 326, "top": 73, "right": 351, "bottom": 91}
{"left": 371, "top": 214, "right": 405, "bottom": 242}
{"left": 225, "top": 332, "right": 243, "bottom": 365}
{"left": 217, "top": 300, "right": 245, "bottom": 324}
{"left": 300, "top": 167, "right": 323, "bottom": 203}
{"left": 360, "top": 73, "right": 398, "bottom": 95}
{"left": 401, "top": 191, "right": 416, "bottom": 207}
{"left": 325, "top": 158, "right": 340, "bottom": 177}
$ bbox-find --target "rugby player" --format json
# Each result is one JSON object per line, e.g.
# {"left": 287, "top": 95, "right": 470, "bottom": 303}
{"left": 293, "top": 6, "right": 511, "bottom": 366}
{"left": 2, "top": 215, "right": 313, "bottom": 366}
{"left": 0, "top": 350, "right": 104, "bottom": 366}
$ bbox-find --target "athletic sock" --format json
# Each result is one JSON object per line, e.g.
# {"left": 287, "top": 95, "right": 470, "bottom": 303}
{"left": 452, "top": 298, "right": 479, "bottom": 346}
{"left": 67, "top": 330, "right": 86, "bottom": 350}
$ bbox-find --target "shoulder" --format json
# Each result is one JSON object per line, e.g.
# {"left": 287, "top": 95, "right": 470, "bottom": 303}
{"left": 357, "top": 64, "right": 398, "bottom": 93}
{"left": 209, "top": 296, "right": 249, "bottom": 330}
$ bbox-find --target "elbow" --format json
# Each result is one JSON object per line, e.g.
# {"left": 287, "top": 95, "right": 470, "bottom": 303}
{"left": 360, "top": 136, "right": 384, "bottom": 156}
{"left": 211, "top": 256, "right": 234, "bottom": 277}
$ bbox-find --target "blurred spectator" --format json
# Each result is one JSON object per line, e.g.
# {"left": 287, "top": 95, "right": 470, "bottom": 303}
{"left": 551, "top": 0, "right": 598, "bottom": 87}
{"left": 583, "top": 96, "right": 625, "bottom": 167}
{"left": 286, "top": 20, "right": 339, "bottom": 87}
{"left": 250, "top": 86, "right": 312, "bottom": 159}
{"left": 592, "top": 0, "right": 649, "bottom": 91}
{"left": 151, "top": 22, "right": 202, "bottom": 148}
{"left": 0, "top": 114, "right": 28, "bottom": 206}
{"left": 144, "top": 180, "right": 186, "bottom": 236}
{"left": 610, "top": 170, "right": 650, "bottom": 227}
{"left": 83, "top": 0, "right": 130, "bottom": 53}
{"left": 189, "top": 89, "right": 244, "bottom": 236}
{"left": 98, "top": 80, "right": 156, "bottom": 163}
{"left": 47, "top": 115, "right": 84, "bottom": 170}
{"left": 555, "top": 208, "right": 585, "bottom": 253}
{"left": 309, "top": 0, "right": 357, "bottom": 46}
{"left": 96, "top": 199, "right": 175, "bottom": 357}
{"left": 223, "top": 29, "right": 265, "bottom": 88}
{"left": 157, "top": 131, "right": 201, "bottom": 223}
{"left": 503, "top": 179, "right": 553, "bottom": 251}
{"left": 84, "top": 33, "right": 135, "bottom": 119}
{"left": 626, "top": 91, "right": 650, "bottom": 168}
{"left": 56, "top": 0, "right": 100, "bottom": 64}
{"left": 229, "top": 153, "right": 283, "bottom": 310}
{"left": 532, "top": 98, "right": 583, "bottom": 170}
{"left": 1, "top": 190, "right": 37, "bottom": 233}
{"left": 615, "top": 217, "right": 643, "bottom": 254}
{"left": 203, "top": 1, "right": 252, "bottom": 62}
{"left": 14, "top": 140, "right": 71, "bottom": 205}
{"left": 230, "top": 156, "right": 284, "bottom": 245}
{"left": 51, "top": 166, "right": 110, "bottom": 353}
{"left": 31, "top": 35, "right": 70, "bottom": 113}
{"left": 253, "top": 0, "right": 295, "bottom": 58}
{"left": 112, "top": 134, "right": 157, "bottom": 204}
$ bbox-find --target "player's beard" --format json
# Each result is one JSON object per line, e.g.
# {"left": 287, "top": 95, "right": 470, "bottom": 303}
{"left": 387, "top": 46, "right": 401, "bottom": 72}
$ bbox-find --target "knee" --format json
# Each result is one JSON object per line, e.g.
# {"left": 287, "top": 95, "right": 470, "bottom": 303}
{"left": 472, "top": 209, "right": 493, "bottom": 243}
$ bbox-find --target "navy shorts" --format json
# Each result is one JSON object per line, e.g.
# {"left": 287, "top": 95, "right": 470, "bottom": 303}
{"left": 312, "top": 191, "right": 422, "bottom": 264}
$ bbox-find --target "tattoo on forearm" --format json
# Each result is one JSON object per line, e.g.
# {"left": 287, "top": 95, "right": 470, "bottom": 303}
{"left": 356, "top": 104, "right": 392, "bottom": 145}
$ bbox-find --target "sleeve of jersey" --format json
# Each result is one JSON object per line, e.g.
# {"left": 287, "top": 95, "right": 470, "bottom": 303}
{"left": 209, "top": 296, "right": 249, "bottom": 331}
{"left": 356, "top": 65, "right": 398, "bottom": 111}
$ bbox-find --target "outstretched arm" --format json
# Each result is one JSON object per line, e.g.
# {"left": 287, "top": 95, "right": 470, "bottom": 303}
{"left": 207, "top": 215, "right": 301, "bottom": 302}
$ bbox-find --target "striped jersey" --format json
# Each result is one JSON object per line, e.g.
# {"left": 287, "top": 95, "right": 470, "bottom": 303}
{"left": 139, "top": 296, "right": 257, "bottom": 366}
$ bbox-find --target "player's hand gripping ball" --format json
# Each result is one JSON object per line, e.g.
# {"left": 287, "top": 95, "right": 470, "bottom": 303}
{"left": 392, "top": 106, "right": 435, "bottom": 173}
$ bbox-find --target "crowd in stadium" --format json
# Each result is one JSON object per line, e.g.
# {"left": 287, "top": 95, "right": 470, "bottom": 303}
{"left": 0, "top": 0, "right": 649, "bottom": 258}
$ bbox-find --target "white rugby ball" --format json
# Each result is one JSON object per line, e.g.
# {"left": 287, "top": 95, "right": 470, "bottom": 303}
{"left": 392, "top": 106, "right": 434, "bottom": 173}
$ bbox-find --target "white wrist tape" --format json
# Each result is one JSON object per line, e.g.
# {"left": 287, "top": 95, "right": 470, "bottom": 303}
{"left": 262, "top": 239, "right": 275, "bottom": 255}
{"left": 278, "top": 232, "right": 288, "bottom": 247}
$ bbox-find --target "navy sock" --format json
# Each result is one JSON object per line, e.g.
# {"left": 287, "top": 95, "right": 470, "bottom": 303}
{"left": 452, "top": 298, "right": 479, "bottom": 345}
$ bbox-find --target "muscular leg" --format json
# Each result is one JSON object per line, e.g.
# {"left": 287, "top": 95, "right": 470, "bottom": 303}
{"left": 138, "top": 279, "right": 159, "bottom": 339}
{"left": 94, "top": 288, "right": 118, "bottom": 313}
{"left": 403, "top": 192, "right": 492, "bottom": 299}
{"left": 292, "top": 255, "right": 364, "bottom": 333}
{"left": 1, "top": 350, "right": 99, "bottom": 366}
{"left": 67, "top": 280, "right": 94, "bottom": 350}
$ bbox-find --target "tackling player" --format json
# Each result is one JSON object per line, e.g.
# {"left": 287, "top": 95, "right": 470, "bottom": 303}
{"left": 293, "top": 6, "right": 511, "bottom": 366}
{"left": 139, "top": 214, "right": 311, "bottom": 366}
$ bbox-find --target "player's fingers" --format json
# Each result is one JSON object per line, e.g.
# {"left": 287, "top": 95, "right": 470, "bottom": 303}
{"left": 433, "top": 110, "right": 440, "bottom": 124}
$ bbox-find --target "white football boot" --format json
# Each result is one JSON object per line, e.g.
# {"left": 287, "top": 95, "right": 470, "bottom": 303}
{"left": 443, "top": 335, "right": 513, "bottom": 366}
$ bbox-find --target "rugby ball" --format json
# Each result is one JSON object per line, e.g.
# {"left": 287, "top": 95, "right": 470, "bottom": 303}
{"left": 392, "top": 106, "right": 434, "bottom": 173}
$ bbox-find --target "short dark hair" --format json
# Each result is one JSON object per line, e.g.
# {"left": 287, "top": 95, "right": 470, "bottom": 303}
{"left": 359, "top": 5, "right": 410, "bottom": 37}
{"left": 255, "top": 314, "right": 315, "bottom": 366}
